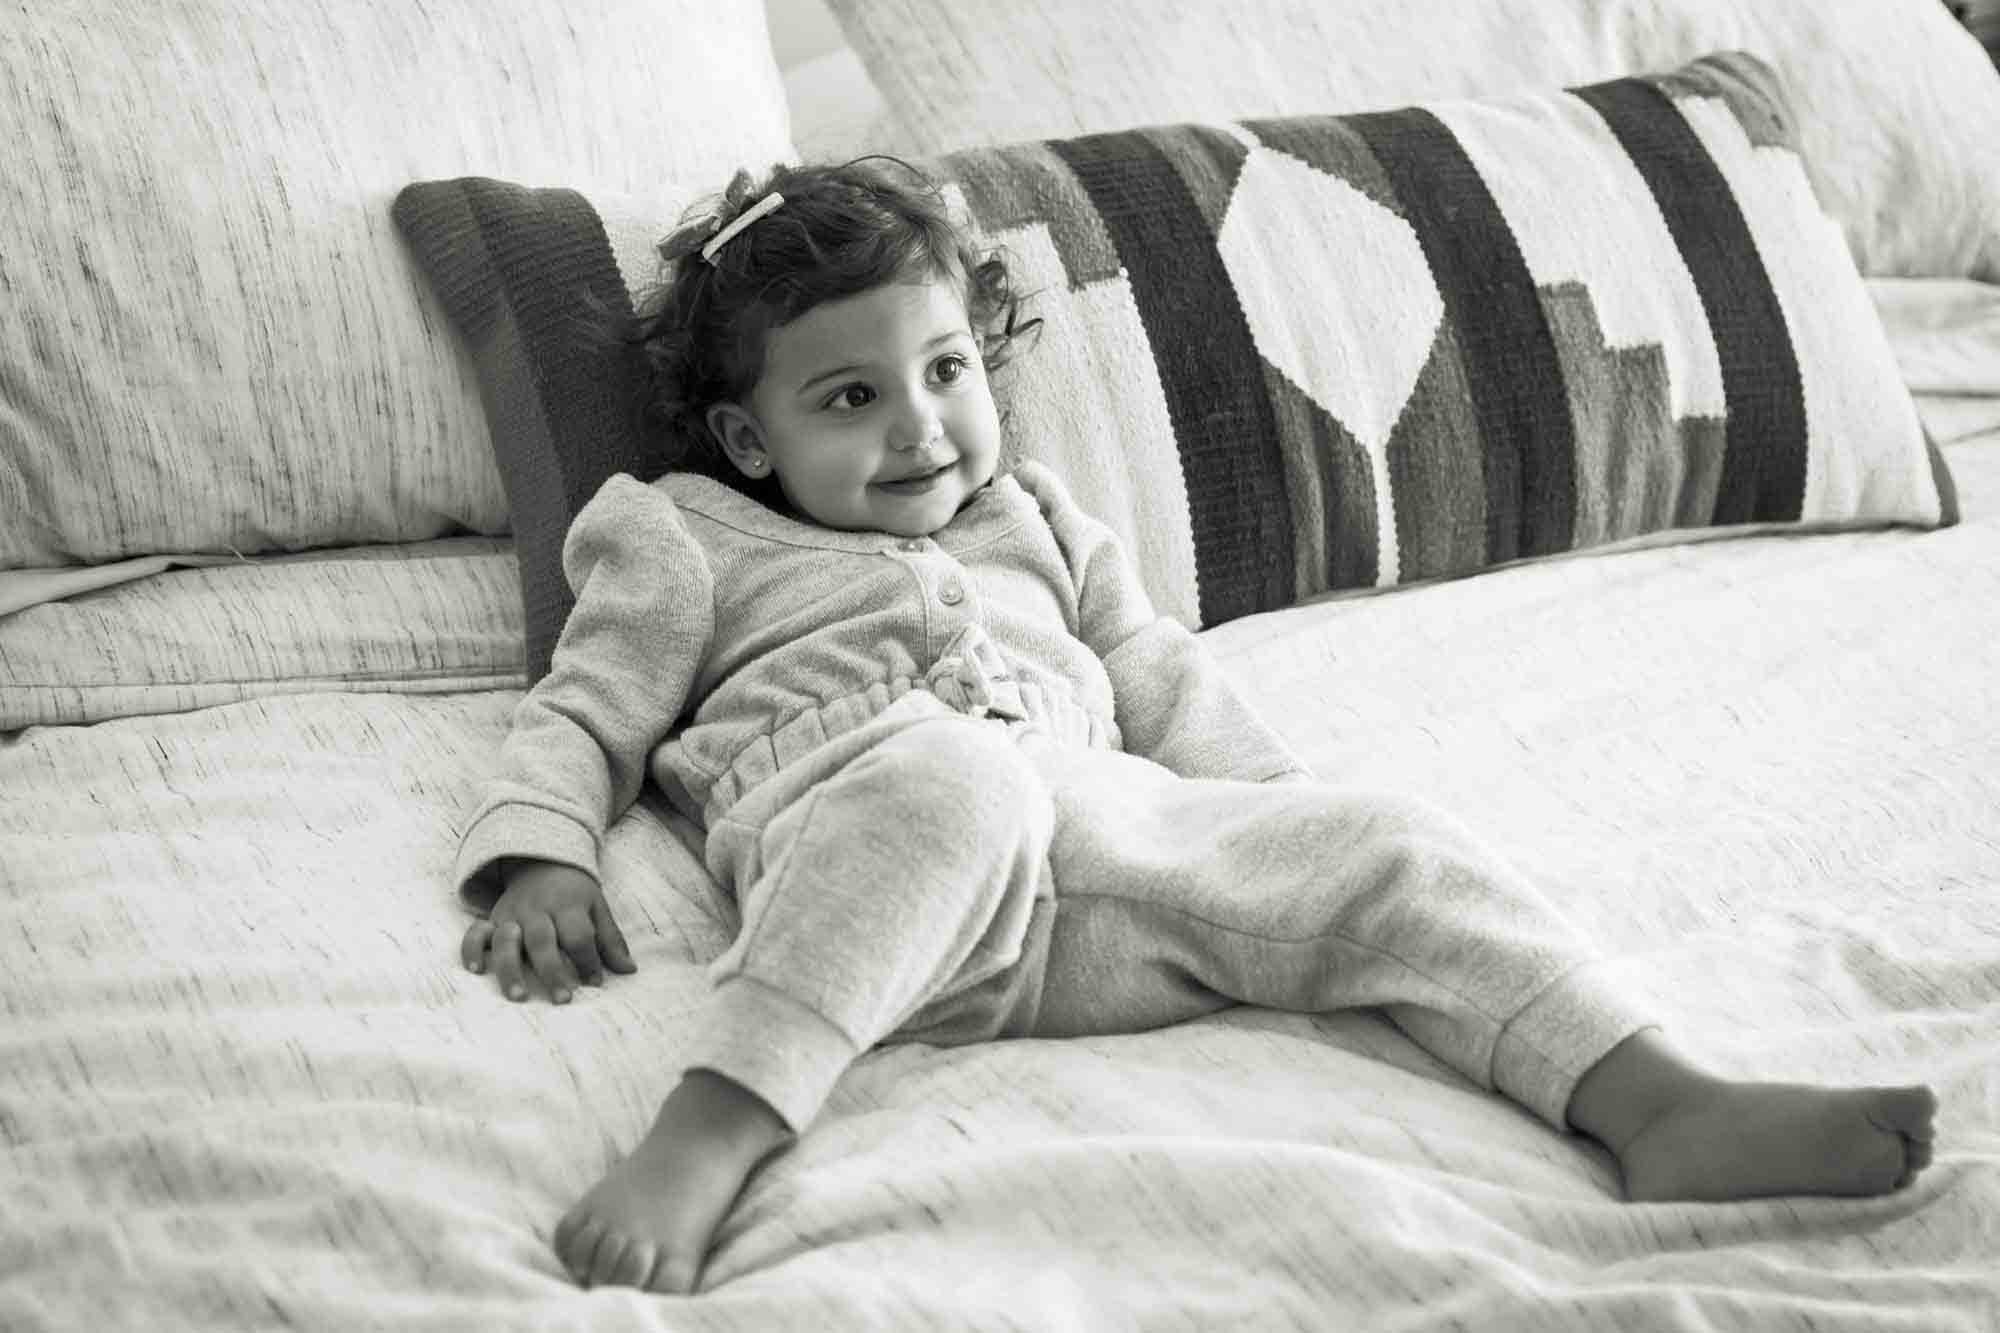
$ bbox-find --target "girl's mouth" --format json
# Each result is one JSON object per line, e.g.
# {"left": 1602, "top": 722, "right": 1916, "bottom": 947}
{"left": 875, "top": 461, "right": 951, "bottom": 495}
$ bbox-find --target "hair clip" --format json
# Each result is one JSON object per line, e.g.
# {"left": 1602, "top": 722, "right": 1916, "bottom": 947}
{"left": 700, "top": 192, "right": 785, "bottom": 266}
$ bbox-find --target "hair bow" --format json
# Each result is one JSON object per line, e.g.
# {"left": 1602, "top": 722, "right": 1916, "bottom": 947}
{"left": 656, "top": 192, "right": 786, "bottom": 268}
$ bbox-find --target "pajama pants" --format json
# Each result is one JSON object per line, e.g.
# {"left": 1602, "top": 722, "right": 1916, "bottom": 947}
{"left": 683, "top": 693, "right": 1653, "bottom": 1137}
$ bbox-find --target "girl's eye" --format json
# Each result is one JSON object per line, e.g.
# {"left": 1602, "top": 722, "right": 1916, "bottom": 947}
{"left": 824, "top": 384, "right": 875, "bottom": 412}
{"left": 933, "top": 353, "right": 971, "bottom": 385}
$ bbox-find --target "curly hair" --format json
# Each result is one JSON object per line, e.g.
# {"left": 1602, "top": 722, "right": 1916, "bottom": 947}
{"left": 623, "top": 157, "right": 1041, "bottom": 502}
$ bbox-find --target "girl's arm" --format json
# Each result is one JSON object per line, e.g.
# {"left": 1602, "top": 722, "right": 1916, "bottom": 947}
{"left": 1016, "top": 462, "right": 1314, "bottom": 785}
{"left": 453, "top": 475, "right": 717, "bottom": 912}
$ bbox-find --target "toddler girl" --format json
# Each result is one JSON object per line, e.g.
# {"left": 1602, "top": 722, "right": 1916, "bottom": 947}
{"left": 454, "top": 159, "right": 1937, "bottom": 1294}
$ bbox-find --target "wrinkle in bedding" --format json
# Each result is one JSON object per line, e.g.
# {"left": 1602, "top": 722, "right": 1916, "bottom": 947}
{"left": 0, "top": 539, "right": 525, "bottom": 729}
{"left": 2, "top": 449, "right": 1999, "bottom": 1328}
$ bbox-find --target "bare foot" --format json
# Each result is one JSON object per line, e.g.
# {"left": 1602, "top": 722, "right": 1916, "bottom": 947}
{"left": 1567, "top": 1030, "right": 1938, "bottom": 1203}
{"left": 553, "top": 1070, "right": 790, "bottom": 1292}
{"left": 1615, "top": 1081, "right": 1938, "bottom": 1202}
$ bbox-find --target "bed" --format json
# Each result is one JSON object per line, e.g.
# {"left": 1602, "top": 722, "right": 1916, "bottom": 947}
{"left": 4, "top": 2, "right": 1998, "bottom": 1329}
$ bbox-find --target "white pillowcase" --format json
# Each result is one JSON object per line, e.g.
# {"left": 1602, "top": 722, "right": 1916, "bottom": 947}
{"left": 824, "top": 0, "right": 2000, "bottom": 282}
{"left": 0, "top": 0, "right": 795, "bottom": 570}
{"left": 0, "top": 542, "right": 524, "bottom": 729}
{"left": 1869, "top": 278, "right": 2000, "bottom": 443}
{"left": 1868, "top": 280, "right": 2000, "bottom": 397}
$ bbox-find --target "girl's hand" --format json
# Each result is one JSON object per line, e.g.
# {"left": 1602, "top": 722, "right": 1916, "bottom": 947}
{"left": 462, "top": 860, "right": 637, "bottom": 1003}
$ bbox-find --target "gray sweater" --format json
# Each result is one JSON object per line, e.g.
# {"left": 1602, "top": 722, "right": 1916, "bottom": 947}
{"left": 454, "top": 461, "right": 1311, "bottom": 907}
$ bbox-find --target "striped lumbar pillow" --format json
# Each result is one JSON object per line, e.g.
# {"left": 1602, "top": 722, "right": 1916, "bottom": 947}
{"left": 949, "top": 50, "right": 1957, "bottom": 629}
{"left": 396, "top": 51, "right": 1956, "bottom": 677}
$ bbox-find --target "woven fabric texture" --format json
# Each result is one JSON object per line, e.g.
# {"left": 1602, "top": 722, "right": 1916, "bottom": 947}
{"left": 0, "top": 0, "right": 793, "bottom": 571}
{"left": 395, "top": 52, "right": 1954, "bottom": 678}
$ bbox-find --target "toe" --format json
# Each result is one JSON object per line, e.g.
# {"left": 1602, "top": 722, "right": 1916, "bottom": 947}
{"left": 587, "top": 1231, "right": 630, "bottom": 1289}
{"left": 1887, "top": 1086, "right": 1940, "bottom": 1138}
{"left": 559, "top": 1216, "right": 605, "bottom": 1285}
{"left": 611, "top": 1241, "right": 657, "bottom": 1290}
{"left": 1900, "top": 1134, "right": 1935, "bottom": 1188}
{"left": 648, "top": 1249, "right": 701, "bottom": 1295}
{"left": 1867, "top": 1089, "right": 1937, "bottom": 1138}
{"left": 1895, "top": 1147, "right": 1927, "bottom": 1191}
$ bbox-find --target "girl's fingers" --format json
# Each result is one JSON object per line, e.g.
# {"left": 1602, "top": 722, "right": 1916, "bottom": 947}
{"left": 523, "top": 916, "right": 579, "bottom": 1003}
{"left": 593, "top": 899, "right": 638, "bottom": 974}
{"left": 473, "top": 894, "right": 628, "bottom": 1002}
{"left": 555, "top": 908, "right": 606, "bottom": 986}
{"left": 460, "top": 919, "right": 494, "bottom": 974}
{"left": 490, "top": 920, "right": 529, "bottom": 1001}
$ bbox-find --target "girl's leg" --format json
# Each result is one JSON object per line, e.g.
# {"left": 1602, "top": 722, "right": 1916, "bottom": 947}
{"left": 689, "top": 713, "right": 1054, "bottom": 1130}
{"left": 560, "top": 711, "right": 1053, "bottom": 1292}
{"left": 1029, "top": 746, "right": 1644, "bottom": 1126}
{"left": 1027, "top": 745, "right": 1935, "bottom": 1201}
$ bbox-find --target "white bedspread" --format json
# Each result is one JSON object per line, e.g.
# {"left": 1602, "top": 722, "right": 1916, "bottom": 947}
{"left": 4, "top": 442, "right": 1998, "bottom": 1331}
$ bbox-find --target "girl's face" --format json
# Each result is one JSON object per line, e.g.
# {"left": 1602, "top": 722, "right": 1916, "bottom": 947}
{"left": 707, "top": 276, "right": 1003, "bottom": 537}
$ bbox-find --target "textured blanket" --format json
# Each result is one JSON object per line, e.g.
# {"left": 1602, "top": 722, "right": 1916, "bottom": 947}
{"left": 3, "top": 443, "right": 1997, "bottom": 1330}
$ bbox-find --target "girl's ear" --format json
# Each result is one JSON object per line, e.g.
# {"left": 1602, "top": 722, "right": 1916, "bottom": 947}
{"left": 705, "top": 402, "right": 773, "bottom": 481}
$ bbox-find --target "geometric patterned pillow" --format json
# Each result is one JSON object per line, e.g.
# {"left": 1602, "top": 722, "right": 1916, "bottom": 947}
{"left": 948, "top": 50, "right": 1959, "bottom": 628}
{"left": 394, "top": 51, "right": 1958, "bottom": 678}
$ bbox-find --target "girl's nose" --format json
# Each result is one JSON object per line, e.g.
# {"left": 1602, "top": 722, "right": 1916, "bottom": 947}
{"left": 888, "top": 398, "right": 943, "bottom": 451}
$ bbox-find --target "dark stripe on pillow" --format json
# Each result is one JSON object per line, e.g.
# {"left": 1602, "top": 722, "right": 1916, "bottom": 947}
{"left": 946, "top": 142, "right": 1125, "bottom": 288}
{"left": 1150, "top": 123, "right": 1251, "bottom": 235}
{"left": 1242, "top": 115, "right": 1403, "bottom": 215}
{"left": 1344, "top": 107, "right": 1576, "bottom": 567}
{"left": 1263, "top": 362, "right": 1379, "bottom": 591}
{"left": 464, "top": 181, "right": 648, "bottom": 512}
{"left": 1389, "top": 322, "right": 1494, "bottom": 583}
{"left": 394, "top": 177, "right": 655, "bottom": 679}
{"left": 1572, "top": 79, "right": 1807, "bottom": 525}
{"left": 1048, "top": 129, "right": 1294, "bottom": 624}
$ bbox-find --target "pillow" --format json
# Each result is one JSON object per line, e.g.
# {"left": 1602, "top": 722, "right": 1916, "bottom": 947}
{"left": 1868, "top": 279, "right": 2000, "bottom": 445}
{"left": 0, "top": 0, "right": 793, "bottom": 571}
{"left": 823, "top": 0, "right": 2000, "bottom": 283}
{"left": 395, "top": 52, "right": 1958, "bottom": 679}
{"left": 391, "top": 179, "right": 683, "bottom": 681}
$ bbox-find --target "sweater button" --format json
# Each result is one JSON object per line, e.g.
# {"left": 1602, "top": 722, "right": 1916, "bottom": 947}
{"left": 898, "top": 538, "right": 926, "bottom": 553}
{"left": 938, "top": 579, "right": 965, "bottom": 606}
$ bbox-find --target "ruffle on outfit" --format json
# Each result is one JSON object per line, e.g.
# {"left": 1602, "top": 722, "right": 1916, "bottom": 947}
{"left": 694, "top": 625, "right": 1114, "bottom": 826}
